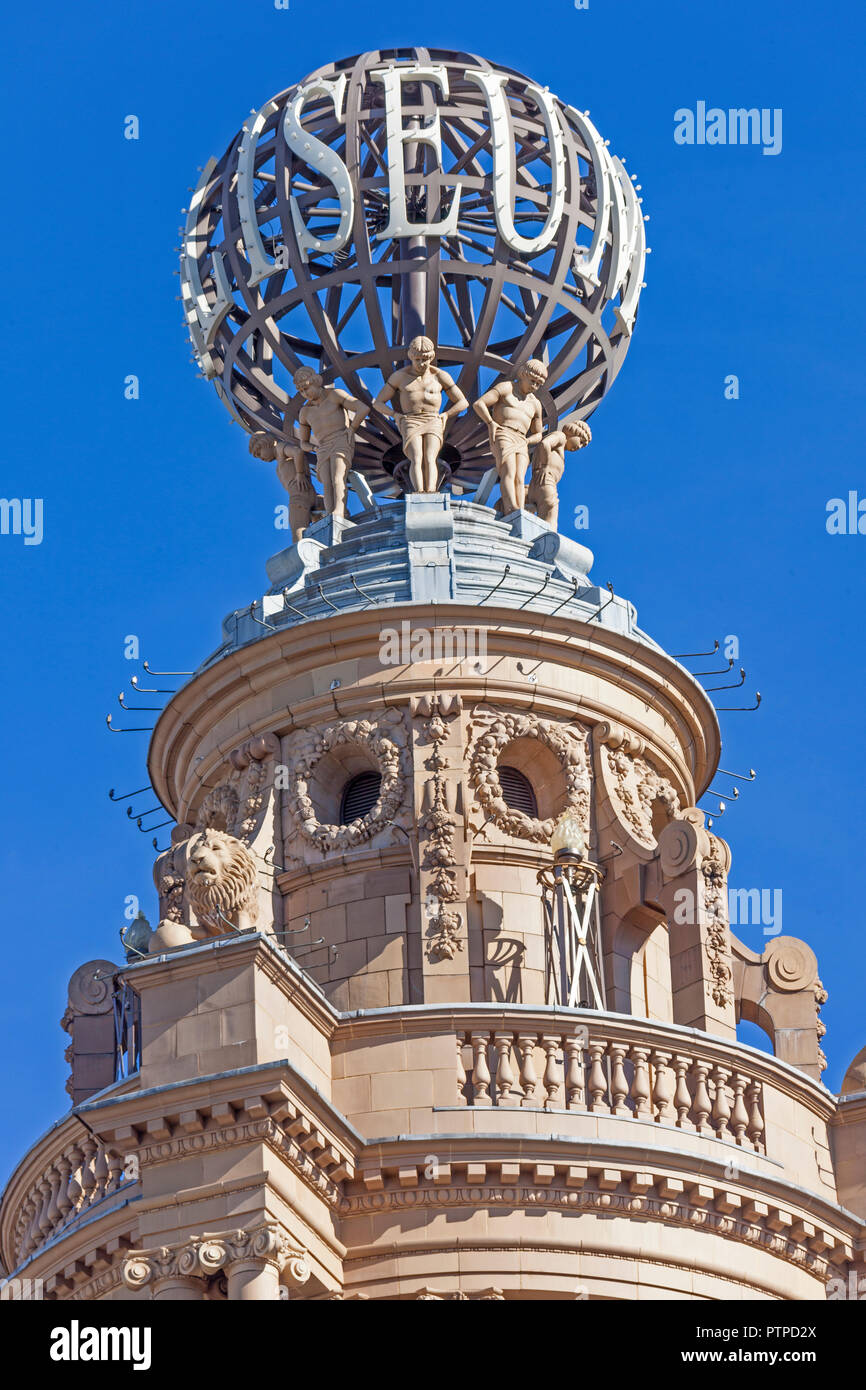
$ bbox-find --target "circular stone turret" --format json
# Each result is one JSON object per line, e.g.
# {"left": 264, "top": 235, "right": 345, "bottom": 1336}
{"left": 148, "top": 497, "right": 719, "bottom": 1015}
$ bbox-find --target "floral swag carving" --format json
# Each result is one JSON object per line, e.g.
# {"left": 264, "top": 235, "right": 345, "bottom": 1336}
{"left": 598, "top": 726, "right": 681, "bottom": 848}
{"left": 467, "top": 710, "right": 591, "bottom": 843}
{"left": 702, "top": 832, "right": 734, "bottom": 1009}
{"left": 285, "top": 711, "right": 408, "bottom": 853}
{"left": 414, "top": 694, "right": 464, "bottom": 961}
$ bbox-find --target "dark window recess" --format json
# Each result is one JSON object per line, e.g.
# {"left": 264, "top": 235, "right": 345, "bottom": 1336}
{"left": 497, "top": 765, "right": 538, "bottom": 818}
{"left": 340, "top": 770, "right": 383, "bottom": 824}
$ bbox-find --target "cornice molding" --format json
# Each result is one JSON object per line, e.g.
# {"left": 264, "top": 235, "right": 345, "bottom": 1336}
{"left": 148, "top": 605, "right": 720, "bottom": 819}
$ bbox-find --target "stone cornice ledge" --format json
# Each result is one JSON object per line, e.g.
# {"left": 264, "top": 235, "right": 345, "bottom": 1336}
{"left": 340, "top": 1137, "right": 864, "bottom": 1284}
{"left": 119, "top": 931, "right": 340, "bottom": 1039}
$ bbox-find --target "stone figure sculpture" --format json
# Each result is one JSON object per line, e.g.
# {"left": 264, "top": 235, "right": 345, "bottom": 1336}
{"left": 526, "top": 419, "right": 592, "bottom": 529}
{"left": 373, "top": 336, "right": 468, "bottom": 493}
{"left": 472, "top": 359, "right": 548, "bottom": 514}
{"left": 293, "top": 368, "right": 369, "bottom": 520}
{"left": 249, "top": 431, "right": 322, "bottom": 540}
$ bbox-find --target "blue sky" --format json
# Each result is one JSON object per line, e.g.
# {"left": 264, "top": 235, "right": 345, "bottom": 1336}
{"left": 1, "top": 0, "right": 864, "bottom": 1184}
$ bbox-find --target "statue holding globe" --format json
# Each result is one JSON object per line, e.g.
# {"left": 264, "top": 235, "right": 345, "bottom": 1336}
{"left": 526, "top": 419, "right": 593, "bottom": 530}
{"left": 180, "top": 50, "right": 648, "bottom": 502}
{"left": 248, "top": 431, "right": 322, "bottom": 541}
{"left": 293, "top": 368, "right": 369, "bottom": 521}
{"left": 472, "top": 360, "right": 548, "bottom": 515}
{"left": 373, "top": 337, "right": 468, "bottom": 494}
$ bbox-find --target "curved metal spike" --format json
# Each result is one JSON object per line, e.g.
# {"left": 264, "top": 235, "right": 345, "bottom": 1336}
{"left": 109, "top": 785, "right": 152, "bottom": 802}
{"left": 716, "top": 692, "right": 762, "bottom": 712}
{"left": 131, "top": 675, "right": 176, "bottom": 694}
{"left": 143, "top": 661, "right": 193, "bottom": 676}
{"left": 672, "top": 640, "right": 719, "bottom": 659}
{"left": 693, "top": 657, "right": 734, "bottom": 678}
{"left": 589, "top": 582, "right": 615, "bottom": 622}
{"left": 706, "top": 667, "right": 747, "bottom": 692}
{"left": 480, "top": 564, "right": 511, "bottom": 604}
{"left": 106, "top": 714, "right": 154, "bottom": 732}
{"left": 119, "top": 692, "right": 163, "bottom": 711}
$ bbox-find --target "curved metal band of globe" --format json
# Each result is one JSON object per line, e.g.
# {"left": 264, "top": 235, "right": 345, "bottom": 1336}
{"left": 181, "top": 48, "right": 646, "bottom": 492}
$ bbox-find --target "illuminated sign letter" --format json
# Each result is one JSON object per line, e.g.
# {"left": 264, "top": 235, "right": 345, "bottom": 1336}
{"left": 465, "top": 69, "right": 566, "bottom": 253}
{"left": 283, "top": 75, "right": 354, "bottom": 264}
{"left": 370, "top": 64, "right": 461, "bottom": 239}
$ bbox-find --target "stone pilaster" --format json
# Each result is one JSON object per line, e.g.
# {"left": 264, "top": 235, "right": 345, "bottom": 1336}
{"left": 412, "top": 693, "right": 471, "bottom": 1002}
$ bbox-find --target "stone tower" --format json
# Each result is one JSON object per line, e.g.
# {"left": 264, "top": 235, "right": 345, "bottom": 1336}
{"left": 2, "top": 497, "right": 864, "bottom": 1301}
{"left": 1, "top": 49, "right": 864, "bottom": 1303}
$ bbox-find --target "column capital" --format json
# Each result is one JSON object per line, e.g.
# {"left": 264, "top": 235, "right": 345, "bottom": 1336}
{"left": 122, "top": 1223, "right": 310, "bottom": 1293}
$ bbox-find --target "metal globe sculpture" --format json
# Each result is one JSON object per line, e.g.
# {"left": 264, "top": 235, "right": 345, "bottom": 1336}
{"left": 181, "top": 47, "right": 648, "bottom": 490}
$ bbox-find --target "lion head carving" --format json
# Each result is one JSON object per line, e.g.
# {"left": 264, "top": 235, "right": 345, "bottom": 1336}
{"left": 183, "top": 828, "right": 259, "bottom": 935}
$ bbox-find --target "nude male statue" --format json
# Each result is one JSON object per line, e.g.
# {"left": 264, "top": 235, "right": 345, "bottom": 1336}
{"left": 472, "top": 359, "right": 548, "bottom": 514}
{"left": 372, "top": 336, "right": 468, "bottom": 494}
{"left": 293, "top": 368, "right": 369, "bottom": 520}
{"left": 526, "top": 419, "right": 592, "bottom": 530}
{"left": 249, "top": 431, "right": 322, "bottom": 541}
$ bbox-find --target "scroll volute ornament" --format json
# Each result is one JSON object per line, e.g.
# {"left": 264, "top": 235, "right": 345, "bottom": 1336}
{"left": 657, "top": 808, "right": 711, "bottom": 881}
{"left": 61, "top": 960, "right": 119, "bottom": 1105}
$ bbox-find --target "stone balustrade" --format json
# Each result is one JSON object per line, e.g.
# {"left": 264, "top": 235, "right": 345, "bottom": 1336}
{"left": 457, "top": 1021, "right": 766, "bottom": 1151}
{"left": 12, "top": 1135, "right": 131, "bottom": 1266}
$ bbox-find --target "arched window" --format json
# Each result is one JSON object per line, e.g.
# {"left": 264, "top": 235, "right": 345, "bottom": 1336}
{"left": 339, "top": 770, "right": 382, "bottom": 825}
{"left": 497, "top": 765, "right": 538, "bottom": 818}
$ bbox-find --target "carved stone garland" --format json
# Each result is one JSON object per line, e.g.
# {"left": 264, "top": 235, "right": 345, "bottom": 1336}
{"left": 284, "top": 711, "right": 408, "bottom": 854}
{"left": 416, "top": 695, "right": 463, "bottom": 961}
{"left": 467, "top": 710, "right": 591, "bottom": 842}
{"left": 602, "top": 744, "right": 681, "bottom": 847}
{"left": 701, "top": 832, "right": 734, "bottom": 1009}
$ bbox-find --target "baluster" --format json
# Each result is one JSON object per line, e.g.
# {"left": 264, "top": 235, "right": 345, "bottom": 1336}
{"left": 55, "top": 1153, "right": 73, "bottom": 1219}
{"left": 650, "top": 1050, "right": 675, "bottom": 1122}
{"left": 26, "top": 1191, "right": 44, "bottom": 1253}
{"left": 106, "top": 1149, "right": 124, "bottom": 1193}
{"left": 746, "top": 1081, "right": 765, "bottom": 1150}
{"left": 691, "top": 1061, "right": 712, "bottom": 1134}
{"left": 80, "top": 1137, "right": 98, "bottom": 1207}
{"left": 44, "top": 1163, "right": 63, "bottom": 1238}
{"left": 588, "top": 1041, "right": 608, "bottom": 1112}
{"left": 564, "top": 1034, "right": 586, "bottom": 1111}
{"left": 630, "top": 1046, "right": 651, "bottom": 1119}
{"left": 541, "top": 1035, "right": 563, "bottom": 1110}
{"left": 470, "top": 1032, "right": 492, "bottom": 1107}
{"left": 456, "top": 1033, "right": 468, "bottom": 1104}
{"left": 610, "top": 1044, "right": 629, "bottom": 1115}
{"left": 19, "top": 1196, "right": 38, "bottom": 1259}
{"left": 711, "top": 1065, "right": 732, "bottom": 1139}
{"left": 66, "top": 1143, "right": 84, "bottom": 1212}
{"left": 730, "top": 1073, "right": 749, "bottom": 1145}
{"left": 494, "top": 1031, "right": 517, "bottom": 1107}
{"left": 92, "top": 1143, "right": 109, "bottom": 1202}
{"left": 673, "top": 1055, "right": 693, "bottom": 1128}
{"left": 34, "top": 1178, "right": 53, "bottom": 1248}
{"left": 517, "top": 1034, "right": 540, "bottom": 1107}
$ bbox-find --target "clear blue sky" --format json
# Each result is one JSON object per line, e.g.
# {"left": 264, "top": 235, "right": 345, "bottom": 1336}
{"left": 1, "top": 0, "right": 864, "bottom": 1185}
